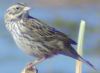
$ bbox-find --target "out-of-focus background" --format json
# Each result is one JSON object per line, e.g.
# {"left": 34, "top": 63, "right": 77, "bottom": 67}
{"left": 0, "top": 0, "right": 100, "bottom": 73}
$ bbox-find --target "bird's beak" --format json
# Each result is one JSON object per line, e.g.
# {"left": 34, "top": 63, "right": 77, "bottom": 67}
{"left": 23, "top": 7, "right": 30, "bottom": 11}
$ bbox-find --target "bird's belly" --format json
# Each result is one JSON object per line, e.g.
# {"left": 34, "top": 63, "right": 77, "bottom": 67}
{"left": 12, "top": 34, "right": 48, "bottom": 58}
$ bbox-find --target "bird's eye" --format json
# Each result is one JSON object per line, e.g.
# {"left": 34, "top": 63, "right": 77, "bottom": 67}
{"left": 16, "top": 7, "right": 20, "bottom": 10}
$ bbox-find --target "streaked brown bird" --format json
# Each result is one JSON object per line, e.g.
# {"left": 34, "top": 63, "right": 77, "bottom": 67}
{"left": 4, "top": 3, "right": 95, "bottom": 69}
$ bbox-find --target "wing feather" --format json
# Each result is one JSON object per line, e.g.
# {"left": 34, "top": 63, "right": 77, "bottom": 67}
{"left": 25, "top": 17, "right": 76, "bottom": 45}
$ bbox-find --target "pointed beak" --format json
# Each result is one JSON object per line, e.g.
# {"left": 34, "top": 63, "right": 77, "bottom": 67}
{"left": 23, "top": 7, "right": 30, "bottom": 11}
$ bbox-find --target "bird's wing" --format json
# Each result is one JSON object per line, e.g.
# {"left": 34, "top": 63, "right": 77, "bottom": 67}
{"left": 25, "top": 17, "right": 77, "bottom": 45}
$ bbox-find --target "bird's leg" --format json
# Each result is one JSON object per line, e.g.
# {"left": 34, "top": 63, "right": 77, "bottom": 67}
{"left": 27, "top": 57, "right": 45, "bottom": 69}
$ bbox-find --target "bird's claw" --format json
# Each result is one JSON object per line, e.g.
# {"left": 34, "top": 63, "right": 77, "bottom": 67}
{"left": 24, "top": 62, "right": 38, "bottom": 73}
{"left": 26, "top": 62, "right": 35, "bottom": 70}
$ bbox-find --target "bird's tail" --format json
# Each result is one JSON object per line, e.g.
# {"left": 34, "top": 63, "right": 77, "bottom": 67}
{"left": 62, "top": 46, "right": 96, "bottom": 70}
{"left": 78, "top": 56, "right": 96, "bottom": 70}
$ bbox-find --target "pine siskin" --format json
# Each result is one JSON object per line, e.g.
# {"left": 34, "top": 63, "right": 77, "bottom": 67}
{"left": 4, "top": 3, "right": 95, "bottom": 69}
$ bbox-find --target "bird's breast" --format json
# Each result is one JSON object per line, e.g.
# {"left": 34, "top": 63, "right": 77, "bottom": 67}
{"left": 6, "top": 21, "right": 34, "bottom": 55}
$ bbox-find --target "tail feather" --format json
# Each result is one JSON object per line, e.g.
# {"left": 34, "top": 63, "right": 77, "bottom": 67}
{"left": 78, "top": 56, "right": 96, "bottom": 70}
{"left": 62, "top": 46, "right": 96, "bottom": 70}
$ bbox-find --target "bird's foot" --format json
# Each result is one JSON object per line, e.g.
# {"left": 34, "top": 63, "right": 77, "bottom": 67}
{"left": 27, "top": 63, "right": 33, "bottom": 69}
{"left": 25, "top": 62, "right": 38, "bottom": 73}
{"left": 26, "top": 62, "right": 35, "bottom": 70}
{"left": 26, "top": 58, "right": 45, "bottom": 70}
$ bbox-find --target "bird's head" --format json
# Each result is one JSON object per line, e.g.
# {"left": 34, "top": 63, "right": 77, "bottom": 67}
{"left": 5, "top": 3, "right": 30, "bottom": 20}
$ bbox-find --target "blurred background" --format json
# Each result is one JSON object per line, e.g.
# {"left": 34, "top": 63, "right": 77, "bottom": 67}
{"left": 0, "top": 0, "right": 100, "bottom": 73}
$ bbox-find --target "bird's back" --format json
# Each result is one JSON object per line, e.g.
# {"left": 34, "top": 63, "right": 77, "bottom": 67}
{"left": 19, "top": 17, "right": 77, "bottom": 57}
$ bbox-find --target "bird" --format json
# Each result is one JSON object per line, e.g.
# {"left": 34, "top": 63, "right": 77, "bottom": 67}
{"left": 4, "top": 3, "right": 95, "bottom": 70}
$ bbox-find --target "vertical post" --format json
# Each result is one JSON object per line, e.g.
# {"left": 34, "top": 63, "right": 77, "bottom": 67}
{"left": 75, "top": 20, "right": 86, "bottom": 73}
